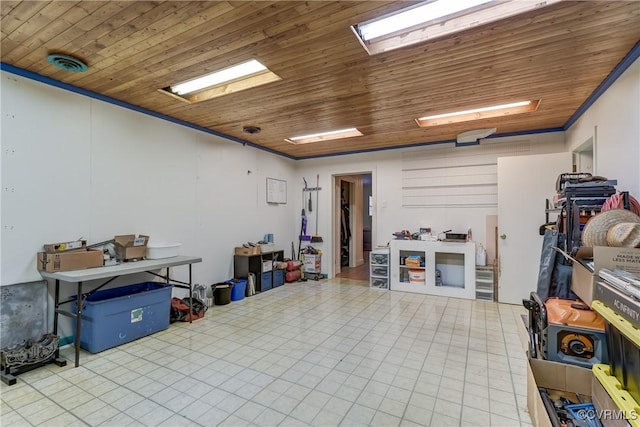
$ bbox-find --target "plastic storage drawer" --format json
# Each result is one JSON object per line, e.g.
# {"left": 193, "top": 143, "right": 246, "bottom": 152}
{"left": 593, "top": 301, "right": 640, "bottom": 404}
{"left": 370, "top": 277, "right": 389, "bottom": 289}
{"left": 370, "top": 252, "right": 389, "bottom": 266}
{"left": 273, "top": 269, "right": 284, "bottom": 287}
{"left": 72, "top": 282, "right": 172, "bottom": 353}
{"left": 371, "top": 266, "right": 388, "bottom": 277}
{"left": 260, "top": 272, "right": 272, "bottom": 291}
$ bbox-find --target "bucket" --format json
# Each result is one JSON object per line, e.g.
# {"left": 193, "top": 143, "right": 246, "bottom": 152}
{"left": 211, "top": 283, "right": 231, "bottom": 305}
{"left": 228, "top": 279, "right": 247, "bottom": 301}
{"left": 409, "top": 269, "right": 425, "bottom": 284}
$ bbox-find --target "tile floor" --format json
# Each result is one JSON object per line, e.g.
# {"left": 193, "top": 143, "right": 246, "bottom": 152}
{"left": 0, "top": 278, "right": 531, "bottom": 427}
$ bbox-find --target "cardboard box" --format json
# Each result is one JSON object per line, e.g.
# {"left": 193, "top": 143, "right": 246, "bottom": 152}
{"left": 37, "top": 249, "right": 104, "bottom": 272}
{"left": 43, "top": 239, "right": 86, "bottom": 253}
{"left": 527, "top": 354, "right": 593, "bottom": 427}
{"left": 114, "top": 235, "right": 149, "bottom": 260}
{"left": 572, "top": 246, "right": 640, "bottom": 306}
{"left": 235, "top": 246, "right": 260, "bottom": 256}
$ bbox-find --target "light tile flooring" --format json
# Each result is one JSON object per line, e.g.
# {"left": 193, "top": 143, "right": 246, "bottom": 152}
{"left": 1, "top": 279, "right": 531, "bottom": 427}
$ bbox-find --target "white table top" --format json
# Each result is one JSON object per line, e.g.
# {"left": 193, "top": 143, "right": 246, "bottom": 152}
{"left": 39, "top": 255, "right": 202, "bottom": 282}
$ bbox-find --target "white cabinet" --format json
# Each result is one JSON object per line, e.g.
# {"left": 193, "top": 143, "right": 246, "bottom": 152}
{"left": 370, "top": 248, "right": 389, "bottom": 289}
{"left": 390, "top": 240, "right": 476, "bottom": 300}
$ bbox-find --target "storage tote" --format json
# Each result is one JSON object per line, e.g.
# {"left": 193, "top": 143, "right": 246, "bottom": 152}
{"left": 72, "top": 282, "right": 172, "bottom": 353}
{"left": 228, "top": 279, "right": 247, "bottom": 301}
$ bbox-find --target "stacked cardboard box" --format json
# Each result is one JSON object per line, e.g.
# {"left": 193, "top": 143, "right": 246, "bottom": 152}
{"left": 114, "top": 235, "right": 149, "bottom": 261}
{"left": 37, "top": 239, "right": 103, "bottom": 273}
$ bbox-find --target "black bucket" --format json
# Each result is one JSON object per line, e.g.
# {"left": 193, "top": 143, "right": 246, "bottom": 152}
{"left": 211, "top": 283, "right": 232, "bottom": 305}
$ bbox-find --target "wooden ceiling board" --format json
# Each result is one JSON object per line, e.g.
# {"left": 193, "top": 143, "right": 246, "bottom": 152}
{"left": 78, "top": 3, "right": 282, "bottom": 94}
{"left": 1, "top": 1, "right": 639, "bottom": 159}
{"left": 10, "top": 2, "right": 124, "bottom": 69}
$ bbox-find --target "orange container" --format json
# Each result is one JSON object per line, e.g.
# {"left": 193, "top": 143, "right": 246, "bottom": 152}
{"left": 545, "top": 298, "right": 605, "bottom": 331}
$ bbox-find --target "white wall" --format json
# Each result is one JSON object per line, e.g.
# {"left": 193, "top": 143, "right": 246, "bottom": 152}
{"left": 1, "top": 71, "right": 297, "bottom": 336}
{"left": 565, "top": 57, "right": 640, "bottom": 196}
{"left": 297, "top": 132, "right": 566, "bottom": 277}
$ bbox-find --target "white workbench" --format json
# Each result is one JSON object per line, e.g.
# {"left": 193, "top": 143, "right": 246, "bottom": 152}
{"left": 40, "top": 255, "right": 202, "bottom": 368}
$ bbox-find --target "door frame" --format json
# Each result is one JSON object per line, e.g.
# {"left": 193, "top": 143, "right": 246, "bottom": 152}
{"left": 332, "top": 172, "right": 372, "bottom": 276}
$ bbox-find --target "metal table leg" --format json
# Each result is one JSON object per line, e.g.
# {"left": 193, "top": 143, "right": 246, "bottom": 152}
{"left": 188, "top": 264, "right": 193, "bottom": 323}
{"left": 53, "top": 279, "right": 60, "bottom": 358}
{"left": 75, "top": 281, "right": 82, "bottom": 367}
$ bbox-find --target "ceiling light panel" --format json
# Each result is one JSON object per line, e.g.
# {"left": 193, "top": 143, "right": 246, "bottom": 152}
{"left": 286, "top": 128, "right": 363, "bottom": 145}
{"left": 353, "top": 0, "right": 562, "bottom": 55}
{"left": 171, "top": 60, "right": 266, "bottom": 95}
{"left": 160, "top": 59, "right": 281, "bottom": 104}
{"left": 357, "top": 0, "right": 493, "bottom": 41}
{"left": 416, "top": 100, "right": 541, "bottom": 127}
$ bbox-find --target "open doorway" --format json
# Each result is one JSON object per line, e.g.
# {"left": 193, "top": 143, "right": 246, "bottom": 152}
{"left": 334, "top": 173, "right": 372, "bottom": 281}
{"left": 573, "top": 136, "right": 594, "bottom": 174}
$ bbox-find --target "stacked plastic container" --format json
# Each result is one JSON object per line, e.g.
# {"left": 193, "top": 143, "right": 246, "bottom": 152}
{"left": 591, "top": 300, "right": 640, "bottom": 425}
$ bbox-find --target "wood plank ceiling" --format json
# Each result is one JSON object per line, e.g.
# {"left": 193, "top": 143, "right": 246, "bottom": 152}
{"left": 2, "top": 1, "right": 639, "bottom": 159}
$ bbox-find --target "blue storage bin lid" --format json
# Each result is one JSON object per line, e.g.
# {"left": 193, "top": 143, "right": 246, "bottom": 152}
{"left": 85, "top": 282, "right": 171, "bottom": 302}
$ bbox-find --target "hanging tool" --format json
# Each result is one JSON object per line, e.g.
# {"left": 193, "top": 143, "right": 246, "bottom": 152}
{"left": 301, "top": 180, "right": 307, "bottom": 218}
{"left": 307, "top": 178, "right": 313, "bottom": 212}
{"left": 311, "top": 174, "right": 323, "bottom": 243}
{"left": 298, "top": 178, "right": 311, "bottom": 259}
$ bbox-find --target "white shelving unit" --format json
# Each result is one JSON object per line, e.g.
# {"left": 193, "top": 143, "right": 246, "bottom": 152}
{"left": 390, "top": 240, "right": 475, "bottom": 300}
{"left": 370, "top": 247, "right": 390, "bottom": 290}
{"left": 475, "top": 265, "right": 495, "bottom": 301}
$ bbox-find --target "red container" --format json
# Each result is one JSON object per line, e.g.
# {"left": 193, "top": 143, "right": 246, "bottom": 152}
{"left": 285, "top": 270, "right": 301, "bottom": 282}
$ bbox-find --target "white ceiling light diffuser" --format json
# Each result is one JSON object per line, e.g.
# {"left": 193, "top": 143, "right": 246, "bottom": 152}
{"left": 352, "top": 0, "right": 562, "bottom": 55}
{"left": 416, "top": 100, "right": 541, "bottom": 127}
{"left": 160, "top": 59, "right": 281, "bottom": 104}
{"left": 357, "top": 0, "right": 493, "bottom": 41}
{"left": 171, "top": 59, "right": 267, "bottom": 95}
{"left": 286, "top": 128, "right": 363, "bottom": 145}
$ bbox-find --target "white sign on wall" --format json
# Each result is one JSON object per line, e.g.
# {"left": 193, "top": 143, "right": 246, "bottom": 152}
{"left": 266, "top": 178, "right": 287, "bottom": 204}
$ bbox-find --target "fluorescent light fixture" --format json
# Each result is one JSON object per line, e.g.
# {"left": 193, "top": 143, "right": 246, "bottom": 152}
{"left": 159, "top": 59, "right": 281, "bottom": 104}
{"left": 416, "top": 100, "right": 540, "bottom": 127}
{"left": 286, "top": 128, "right": 363, "bottom": 145}
{"left": 352, "top": 0, "right": 561, "bottom": 55}
{"left": 357, "top": 0, "right": 493, "bottom": 41}
{"left": 171, "top": 59, "right": 266, "bottom": 95}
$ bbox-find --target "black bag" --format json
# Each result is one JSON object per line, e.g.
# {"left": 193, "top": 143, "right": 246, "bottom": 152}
{"left": 535, "top": 229, "right": 577, "bottom": 301}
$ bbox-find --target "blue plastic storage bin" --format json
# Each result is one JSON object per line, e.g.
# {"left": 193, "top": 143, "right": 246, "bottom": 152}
{"left": 228, "top": 279, "right": 247, "bottom": 301}
{"left": 273, "top": 269, "right": 284, "bottom": 287}
{"left": 260, "top": 272, "right": 272, "bottom": 291}
{"left": 72, "top": 282, "right": 172, "bottom": 353}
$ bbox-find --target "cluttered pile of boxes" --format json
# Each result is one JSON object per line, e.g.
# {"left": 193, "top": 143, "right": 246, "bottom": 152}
{"left": 37, "top": 235, "right": 148, "bottom": 272}
{"left": 36, "top": 235, "right": 183, "bottom": 272}
{"left": 523, "top": 213, "right": 640, "bottom": 426}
